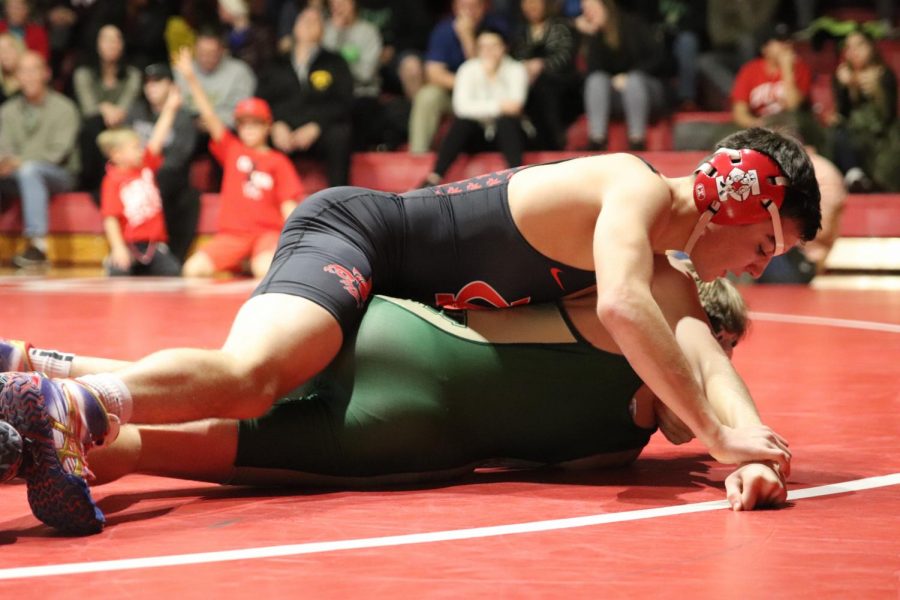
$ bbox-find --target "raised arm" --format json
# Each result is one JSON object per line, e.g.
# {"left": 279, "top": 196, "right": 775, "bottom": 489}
{"left": 173, "top": 48, "right": 227, "bottom": 141}
{"left": 146, "top": 87, "right": 182, "bottom": 156}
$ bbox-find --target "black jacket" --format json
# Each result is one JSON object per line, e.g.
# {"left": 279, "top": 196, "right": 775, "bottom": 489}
{"left": 256, "top": 48, "right": 354, "bottom": 130}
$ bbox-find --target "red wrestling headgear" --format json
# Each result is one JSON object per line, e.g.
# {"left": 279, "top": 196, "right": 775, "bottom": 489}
{"left": 684, "top": 148, "right": 790, "bottom": 256}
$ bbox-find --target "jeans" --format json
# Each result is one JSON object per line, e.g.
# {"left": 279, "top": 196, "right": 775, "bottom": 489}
{"left": 584, "top": 70, "right": 665, "bottom": 142}
{"left": 1, "top": 160, "right": 75, "bottom": 239}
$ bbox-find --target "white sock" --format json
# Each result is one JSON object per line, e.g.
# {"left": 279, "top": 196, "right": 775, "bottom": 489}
{"left": 75, "top": 373, "right": 133, "bottom": 424}
{"left": 28, "top": 348, "right": 75, "bottom": 378}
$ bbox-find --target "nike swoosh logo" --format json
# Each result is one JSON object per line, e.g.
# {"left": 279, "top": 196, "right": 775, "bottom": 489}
{"left": 550, "top": 267, "right": 565, "bottom": 290}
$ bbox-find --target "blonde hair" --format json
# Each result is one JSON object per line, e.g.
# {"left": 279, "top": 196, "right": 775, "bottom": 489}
{"left": 697, "top": 277, "right": 750, "bottom": 341}
{"left": 96, "top": 128, "right": 141, "bottom": 158}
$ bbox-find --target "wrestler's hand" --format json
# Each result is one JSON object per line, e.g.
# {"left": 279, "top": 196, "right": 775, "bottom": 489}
{"left": 653, "top": 398, "right": 694, "bottom": 445}
{"left": 708, "top": 425, "right": 791, "bottom": 477}
{"left": 725, "top": 463, "right": 787, "bottom": 511}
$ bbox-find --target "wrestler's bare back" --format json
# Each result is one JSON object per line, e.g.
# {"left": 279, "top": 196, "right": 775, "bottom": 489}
{"left": 506, "top": 154, "right": 692, "bottom": 270}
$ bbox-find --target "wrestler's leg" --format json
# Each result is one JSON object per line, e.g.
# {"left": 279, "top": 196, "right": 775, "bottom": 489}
{"left": 118, "top": 293, "right": 342, "bottom": 423}
{"left": 88, "top": 420, "right": 239, "bottom": 486}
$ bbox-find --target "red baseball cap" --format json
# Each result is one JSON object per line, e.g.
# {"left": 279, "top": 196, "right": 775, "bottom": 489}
{"left": 233, "top": 97, "right": 272, "bottom": 123}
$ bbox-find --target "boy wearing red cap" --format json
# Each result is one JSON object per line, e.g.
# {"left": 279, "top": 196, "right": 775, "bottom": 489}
{"left": 174, "top": 47, "right": 305, "bottom": 278}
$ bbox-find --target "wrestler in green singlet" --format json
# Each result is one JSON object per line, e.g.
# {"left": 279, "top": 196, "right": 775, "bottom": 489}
{"left": 235, "top": 295, "right": 655, "bottom": 479}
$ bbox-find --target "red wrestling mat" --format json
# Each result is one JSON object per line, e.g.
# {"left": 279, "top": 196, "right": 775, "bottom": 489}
{"left": 0, "top": 277, "right": 898, "bottom": 598}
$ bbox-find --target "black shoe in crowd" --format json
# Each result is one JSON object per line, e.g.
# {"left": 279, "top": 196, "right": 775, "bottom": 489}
{"left": 12, "top": 245, "right": 48, "bottom": 269}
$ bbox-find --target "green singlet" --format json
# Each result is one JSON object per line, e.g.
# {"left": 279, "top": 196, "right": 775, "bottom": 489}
{"left": 235, "top": 296, "right": 655, "bottom": 479}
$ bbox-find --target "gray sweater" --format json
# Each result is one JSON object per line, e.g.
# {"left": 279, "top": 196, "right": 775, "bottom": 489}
{"left": 175, "top": 56, "right": 256, "bottom": 127}
{"left": 0, "top": 90, "right": 81, "bottom": 175}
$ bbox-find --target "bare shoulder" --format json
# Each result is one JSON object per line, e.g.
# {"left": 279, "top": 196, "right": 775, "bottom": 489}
{"left": 509, "top": 154, "right": 671, "bottom": 209}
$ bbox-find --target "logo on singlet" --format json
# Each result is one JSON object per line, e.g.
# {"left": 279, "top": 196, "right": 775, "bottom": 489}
{"left": 549, "top": 267, "right": 565, "bottom": 290}
{"left": 323, "top": 264, "right": 372, "bottom": 308}
{"left": 435, "top": 281, "right": 531, "bottom": 310}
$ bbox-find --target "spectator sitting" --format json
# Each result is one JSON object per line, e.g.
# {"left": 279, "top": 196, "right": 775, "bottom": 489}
{"left": 696, "top": 0, "right": 779, "bottom": 110}
{"left": 0, "top": 32, "right": 24, "bottom": 103}
{"left": 730, "top": 23, "right": 820, "bottom": 148}
{"left": 323, "top": 0, "right": 384, "bottom": 149}
{"left": 510, "top": 0, "right": 578, "bottom": 150}
{"left": 218, "top": 0, "right": 276, "bottom": 72}
{"left": 73, "top": 23, "right": 142, "bottom": 196}
{"left": 829, "top": 28, "right": 900, "bottom": 193}
{"left": 577, "top": 0, "right": 668, "bottom": 151}
{"left": 635, "top": 0, "right": 706, "bottom": 112}
{"left": 97, "top": 94, "right": 183, "bottom": 277}
{"left": 0, "top": 51, "right": 79, "bottom": 268}
{"left": 126, "top": 63, "right": 200, "bottom": 263}
{"left": 0, "top": 0, "right": 48, "bottom": 61}
{"left": 355, "top": 0, "right": 440, "bottom": 149}
{"left": 356, "top": 0, "right": 436, "bottom": 99}
{"left": 408, "top": 0, "right": 506, "bottom": 153}
{"left": 420, "top": 26, "right": 527, "bottom": 187}
{"left": 174, "top": 48, "right": 305, "bottom": 279}
{"left": 257, "top": 5, "right": 353, "bottom": 187}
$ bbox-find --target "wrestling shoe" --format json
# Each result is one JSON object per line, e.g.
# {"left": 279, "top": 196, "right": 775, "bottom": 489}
{"left": 0, "top": 338, "right": 33, "bottom": 372}
{"left": 0, "top": 373, "right": 112, "bottom": 535}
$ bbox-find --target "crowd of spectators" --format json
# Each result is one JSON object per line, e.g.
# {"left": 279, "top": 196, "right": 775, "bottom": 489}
{"left": 0, "top": 0, "right": 896, "bottom": 273}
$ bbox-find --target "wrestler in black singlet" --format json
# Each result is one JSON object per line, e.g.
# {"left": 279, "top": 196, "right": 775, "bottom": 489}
{"left": 255, "top": 159, "right": 659, "bottom": 334}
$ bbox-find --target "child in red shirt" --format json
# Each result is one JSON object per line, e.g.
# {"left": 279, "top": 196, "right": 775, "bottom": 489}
{"left": 174, "top": 47, "right": 304, "bottom": 278}
{"left": 98, "top": 89, "right": 182, "bottom": 276}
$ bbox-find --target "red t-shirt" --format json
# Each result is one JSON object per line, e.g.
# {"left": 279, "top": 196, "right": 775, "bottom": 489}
{"left": 100, "top": 149, "right": 167, "bottom": 243}
{"left": 731, "top": 58, "right": 812, "bottom": 117}
{"left": 209, "top": 130, "right": 305, "bottom": 234}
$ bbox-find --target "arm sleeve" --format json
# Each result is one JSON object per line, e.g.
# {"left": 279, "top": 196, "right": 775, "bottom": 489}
{"left": 275, "top": 153, "right": 305, "bottom": 202}
{"left": 99, "top": 174, "right": 121, "bottom": 218}
{"left": 507, "top": 60, "right": 528, "bottom": 106}
{"left": 116, "top": 67, "right": 143, "bottom": 111}
{"left": 794, "top": 61, "right": 812, "bottom": 97}
{"left": 356, "top": 24, "right": 383, "bottom": 87}
{"left": 452, "top": 60, "right": 499, "bottom": 119}
{"left": 40, "top": 100, "right": 80, "bottom": 164}
{"left": 0, "top": 104, "right": 15, "bottom": 155}
{"left": 143, "top": 148, "right": 164, "bottom": 172}
{"left": 730, "top": 64, "right": 753, "bottom": 104}
{"left": 72, "top": 67, "right": 100, "bottom": 116}
{"left": 160, "top": 109, "right": 198, "bottom": 170}
{"left": 208, "top": 129, "right": 237, "bottom": 164}
{"left": 541, "top": 21, "right": 576, "bottom": 75}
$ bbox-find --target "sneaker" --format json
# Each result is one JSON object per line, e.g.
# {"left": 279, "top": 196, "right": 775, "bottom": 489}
{"left": 0, "top": 373, "right": 110, "bottom": 534}
{"left": 0, "top": 339, "right": 33, "bottom": 372}
{"left": 12, "top": 245, "right": 48, "bottom": 268}
{"left": 0, "top": 419, "right": 24, "bottom": 482}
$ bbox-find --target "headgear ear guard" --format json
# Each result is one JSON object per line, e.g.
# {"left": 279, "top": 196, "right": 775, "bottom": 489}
{"left": 684, "top": 148, "right": 790, "bottom": 256}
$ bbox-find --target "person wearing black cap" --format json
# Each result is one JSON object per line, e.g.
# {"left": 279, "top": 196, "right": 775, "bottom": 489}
{"left": 125, "top": 62, "right": 200, "bottom": 263}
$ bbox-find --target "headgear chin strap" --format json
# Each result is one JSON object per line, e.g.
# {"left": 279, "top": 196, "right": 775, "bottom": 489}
{"left": 684, "top": 148, "right": 789, "bottom": 256}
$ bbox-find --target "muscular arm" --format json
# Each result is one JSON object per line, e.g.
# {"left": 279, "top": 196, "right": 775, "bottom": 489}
{"left": 592, "top": 181, "right": 724, "bottom": 449}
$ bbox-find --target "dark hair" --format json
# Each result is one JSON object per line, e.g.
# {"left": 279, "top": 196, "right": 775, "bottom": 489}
{"left": 841, "top": 27, "right": 884, "bottom": 68}
{"left": 84, "top": 23, "right": 128, "bottom": 82}
{"left": 195, "top": 24, "right": 226, "bottom": 44}
{"left": 476, "top": 24, "right": 508, "bottom": 45}
{"left": 713, "top": 127, "right": 821, "bottom": 242}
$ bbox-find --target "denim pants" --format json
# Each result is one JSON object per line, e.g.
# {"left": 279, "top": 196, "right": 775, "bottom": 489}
{"left": 1, "top": 161, "right": 75, "bottom": 239}
{"left": 583, "top": 70, "right": 665, "bottom": 142}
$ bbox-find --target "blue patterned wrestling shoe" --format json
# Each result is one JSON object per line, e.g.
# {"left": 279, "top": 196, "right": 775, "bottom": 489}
{"left": 0, "top": 373, "right": 111, "bottom": 535}
{"left": 0, "top": 338, "right": 32, "bottom": 372}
